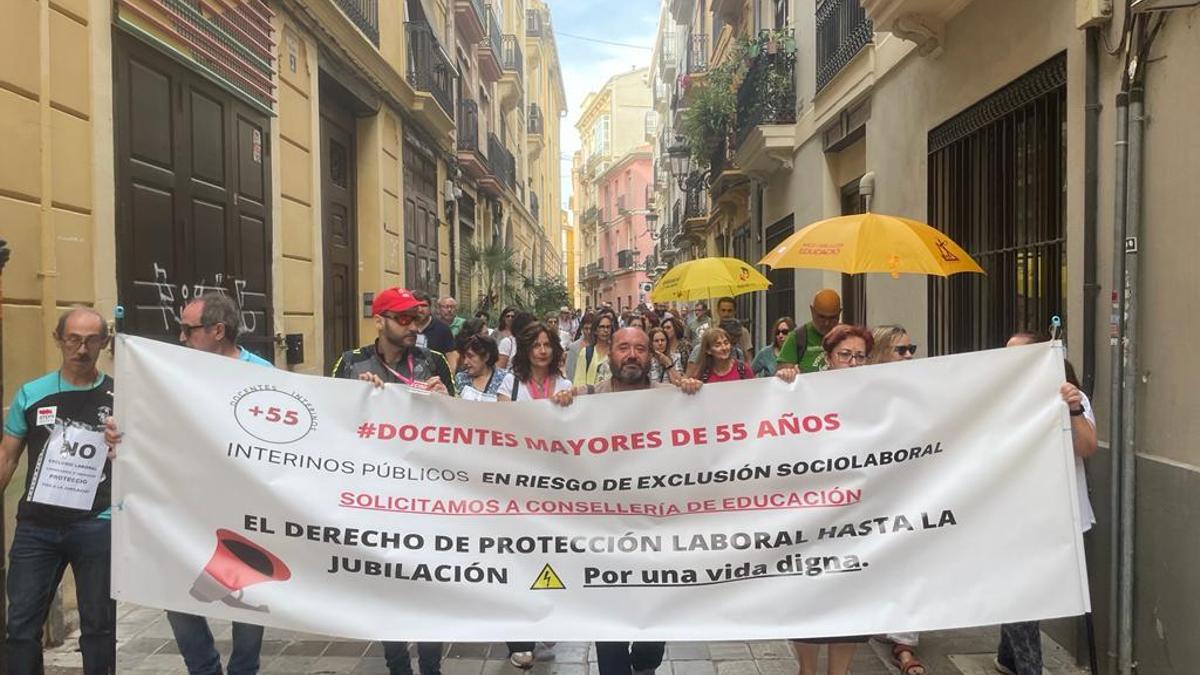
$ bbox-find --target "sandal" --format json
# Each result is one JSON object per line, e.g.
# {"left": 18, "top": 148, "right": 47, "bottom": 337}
{"left": 891, "top": 643, "right": 927, "bottom": 675}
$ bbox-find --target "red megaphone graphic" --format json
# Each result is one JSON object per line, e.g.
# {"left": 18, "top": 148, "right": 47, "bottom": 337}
{"left": 189, "top": 529, "right": 291, "bottom": 613}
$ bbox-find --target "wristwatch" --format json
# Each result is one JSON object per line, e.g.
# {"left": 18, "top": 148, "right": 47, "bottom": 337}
{"left": 1069, "top": 407, "right": 1085, "bottom": 417}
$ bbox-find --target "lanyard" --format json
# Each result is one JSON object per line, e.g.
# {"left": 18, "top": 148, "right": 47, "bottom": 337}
{"left": 379, "top": 353, "right": 417, "bottom": 385}
{"left": 526, "top": 375, "right": 554, "bottom": 400}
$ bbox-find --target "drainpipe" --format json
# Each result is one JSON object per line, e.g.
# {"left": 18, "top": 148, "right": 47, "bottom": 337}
{"left": 1117, "top": 74, "right": 1145, "bottom": 675}
{"left": 1106, "top": 75, "right": 1129, "bottom": 675}
{"left": 1083, "top": 28, "right": 1101, "bottom": 397}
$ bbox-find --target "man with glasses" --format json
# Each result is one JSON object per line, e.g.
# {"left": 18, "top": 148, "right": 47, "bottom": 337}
{"left": 2, "top": 307, "right": 116, "bottom": 674}
{"left": 108, "top": 292, "right": 272, "bottom": 674}
{"left": 330, "top": 287, "right": 452, "bottom": 675}
{"left": 778, "top": 289, "right": 842, "bottom": 373}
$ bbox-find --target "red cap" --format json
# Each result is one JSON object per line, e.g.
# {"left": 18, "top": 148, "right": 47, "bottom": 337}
{"left": 371, "top": 288, "right": 426, "bottom": 316}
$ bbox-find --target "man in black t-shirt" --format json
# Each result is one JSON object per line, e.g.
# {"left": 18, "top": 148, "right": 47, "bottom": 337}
{"left": 411, "top": 289, "right": 457, "bottom": 371}
{"left": 1, "top": 307, "right": 115, "bottom": 674}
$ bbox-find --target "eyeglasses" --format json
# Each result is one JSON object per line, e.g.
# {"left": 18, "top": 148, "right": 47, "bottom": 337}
{"left": 178, "top": 323, "right": 213, "bottom": 338}
{"left": 382, "top": 313, "right": 417, "bottom": 326}
{"left": 833, "top": 350, "right": 868, "bottom": 364}
{"left": 60, "top": 334, "right": 106, "bottom": 349}
{"left": 894, "top": 344, "right": 919, "bottom": 356}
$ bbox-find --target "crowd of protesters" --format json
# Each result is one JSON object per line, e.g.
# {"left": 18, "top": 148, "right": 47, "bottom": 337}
{"left": 1, "top": 280, "right": 1095, "bottom": 675}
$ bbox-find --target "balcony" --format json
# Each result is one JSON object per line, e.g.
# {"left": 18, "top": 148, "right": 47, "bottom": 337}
{"left": 406, "top": 22, "right": 455, "bottom": 117}
{"left": 660, "top": 32, "right": 678, "bottom": 78}
{"left": 616, "top": 194, "right": 627, "bottom": 215}
{"left": 334, "top": 0, "right": 379, "bottom": 46}
{"left": 669, "top": 0, "right": 695, "bottom": 24}
{"left": 528, "top": 103, "right": 544, "bottom": 135}
{"left": 816, "top": 0, "right": 874, "bottom": 92}
{"left": 499, "top": 34, "right": 524, "bottom": 107}
{"left": 683, "top": 181, "right": 708, "bottom": 230}
{"left": 860, "top": 0, "right": 973, "bottom": 56}
{"left": 487, "top": 132, "right": 516, "bottom": 190}
{"left": 457, "top": 99, "right": 493, "bottom": 187}
{"left": 685, "top": 33, "right": 709, "bottom": 75}
{"left": 526, "top": 8, "right": 547, "bottom": 37}
{"left": 617, "top": 249, "right": 637, "bottom": 271}
{"left": 477, "top": 4, "right": 503, "bottom": 83}
{"left": 732, "top": 33, "right": 798, "bottom": 178}
{"left": 580, "top": 206, "right": 598, "bottom": 229}
{"left": 644, "top": 110, "right": 658, "bottom": 142}
{"left": 454, "top": 0, "right": 486, "bottom": 44}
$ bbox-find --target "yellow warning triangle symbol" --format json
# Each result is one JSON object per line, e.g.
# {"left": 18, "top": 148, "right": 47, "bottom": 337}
{"left": 530, "top": 563, "right": 566, "bottom": 590}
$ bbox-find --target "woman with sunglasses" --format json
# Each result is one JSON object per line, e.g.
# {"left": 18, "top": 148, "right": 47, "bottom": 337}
{"left": 775, "top": 324, "right": 874, "bottom": 675}
{"left": 495, "top": 307, "right": 517, "bottom": 342}
{"left": 752, "top": 317, "right": 795, "bottom": 377}
{"left": 869, "top": 325, "right": 918, "bottom": 364}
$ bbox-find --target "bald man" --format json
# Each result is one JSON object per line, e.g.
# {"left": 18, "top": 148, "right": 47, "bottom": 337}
{"left": 778, "top": 289, "right": 842, "bottom": 373}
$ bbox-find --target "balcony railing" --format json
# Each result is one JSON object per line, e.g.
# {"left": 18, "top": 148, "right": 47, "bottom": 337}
{"left": 617, "top": 249, "right": 636, "bottom": 270}
{"left": 457, "top": 99, "right": 480, "bottom": 152}
{"left": 526, "top": 8, "right": 547, "bottom": 37}
{"left": 487, "top": 132, "right": 515, "bottom": 189}
{"left": 816, "top": 0, "right": 873, "bottom": 92}
{"left": 581, "top": 206, "right": 598, "bottom": 225}
{"left": 483, "top": 4, "right": 502, "bottom": 59}
{"left": 528, "top": 103, "right": 544, "bottom": 135}
{"left": 334, "top": 0, "right": 379, "bottom": 46}
{"left": 530, "top": 191, "right": 540, "bottom": 220}
{"left": 735, "top": 33, "right": 797, "bottom": 146}
{"left": 686, "top": 33, "right": 709, "bottom": 74}
{"left": 406, "top": 22, "right": 455, "bottom": 116}
{"left": 501, "top": 35, "right": 524, "bottom": 78}
{"left": 616, "top": 195, "right": 627, "bottom": 214}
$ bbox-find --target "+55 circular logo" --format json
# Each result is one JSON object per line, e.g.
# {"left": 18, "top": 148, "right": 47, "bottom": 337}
{"left": 231, "top": 386, "right": 317, "bottom": 444}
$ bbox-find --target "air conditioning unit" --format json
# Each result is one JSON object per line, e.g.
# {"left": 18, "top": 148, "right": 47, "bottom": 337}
{"left": 1131, "top": 0, "right": 1200, "bottom": 10}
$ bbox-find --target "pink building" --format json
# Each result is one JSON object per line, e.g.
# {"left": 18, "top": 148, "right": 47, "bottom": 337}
{"left": 595, "top": 149, "right": 653, "bottom": 312}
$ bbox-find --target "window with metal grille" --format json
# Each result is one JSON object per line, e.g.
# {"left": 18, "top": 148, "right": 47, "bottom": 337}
{"left": 764, "top": 216, "right": 796, "bottom": 328}
{"left": 926, "top": 54, "right": 1067, "bottom": 355}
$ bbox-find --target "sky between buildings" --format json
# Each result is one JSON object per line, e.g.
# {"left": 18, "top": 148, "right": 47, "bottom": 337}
{"left": 547, "top": 0, "right": 658, "bottom": 213}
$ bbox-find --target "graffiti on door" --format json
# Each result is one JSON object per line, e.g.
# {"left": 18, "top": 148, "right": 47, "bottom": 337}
{"left": 142, "top": 262, "right": 261, "bottom": 335}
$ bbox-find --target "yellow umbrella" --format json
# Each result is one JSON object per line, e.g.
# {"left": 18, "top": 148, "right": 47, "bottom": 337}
{"left": 757, "top": 212, "right": 984, "bottom": 278}
{"left": 650, "top": 257, "right": 771, "bottom": 302}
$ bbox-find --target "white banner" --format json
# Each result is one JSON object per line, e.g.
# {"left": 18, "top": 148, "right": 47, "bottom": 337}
{"left": 112, "top": 335, "right": 1090, "bottom": 641}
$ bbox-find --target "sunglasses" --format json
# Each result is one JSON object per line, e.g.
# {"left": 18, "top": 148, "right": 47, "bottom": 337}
{"left": 776, "top": 328, "right": 791, "bottom": 336}
{"left": 894, "top": 344, "right": 919, "bottom": 356}
{"left": 382, "top": 313, "right": 418, "bottom": 326}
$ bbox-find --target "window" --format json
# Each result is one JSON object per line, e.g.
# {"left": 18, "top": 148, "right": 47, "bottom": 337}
{"left": 927, "top": 54, "right": 1067, "bottom": 355}
{"left": 592, "top": 115, "right": 610, "bottom": 156}
{"left": 773, "top": 0, "right": 789, "bottom": 29}
{"left": 764, "top": 216, "right": 795, "bottom": 328}
{"left": 840, "top": 179, "right": 867, "bottom": 325}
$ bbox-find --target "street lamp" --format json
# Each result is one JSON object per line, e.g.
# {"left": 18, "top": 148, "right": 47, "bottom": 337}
{"left": 666, "top": 136, "right": 693, "bottom": 191}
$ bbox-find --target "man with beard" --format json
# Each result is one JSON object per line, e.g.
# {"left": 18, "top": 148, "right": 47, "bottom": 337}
{"left": 331, "top": 287, "right": 451, "bottom": 675}
{"left": 591, "top": 328, "right": 700, "bottom": 675}
{"left": 331, "top": 287, "right": 454, "bottom": 395}
{"left": 2, "top": 307, "right": 116, "bottom": 675}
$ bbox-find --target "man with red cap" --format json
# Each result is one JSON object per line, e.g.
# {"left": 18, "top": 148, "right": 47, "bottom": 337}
{"left": 330, "top": 287, "right": 452, "bottom": 675}
{"left": 331, "top": 287, "right": 454, "bottom": 395}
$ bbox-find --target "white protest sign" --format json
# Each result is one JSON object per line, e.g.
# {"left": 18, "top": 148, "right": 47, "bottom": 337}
{"left": 29, "top": 423, "right": 109, "bottom": 510}
{"left": 112, "top": 335, "right": 1089, "bottom": 641}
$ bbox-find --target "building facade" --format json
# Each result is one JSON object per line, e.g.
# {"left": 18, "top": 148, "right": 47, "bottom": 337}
{"left": 595, "top": 149, "right": 654, "bottom": 312}
{"left": 649, "top": 0, "right": 1200, "bottom": 672}
{"left": 573, "top": 67, "right": 654, "bottom": 308}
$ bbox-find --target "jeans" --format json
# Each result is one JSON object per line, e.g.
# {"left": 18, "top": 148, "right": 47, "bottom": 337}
{"left": 167, "top": 611, "right": 264, "bottom": 675}
{"left": 595, "top": 642, "right": 665, "bottom": 675}
{"left": 383, "top": 641, "right": 443, "bottom": 675}
{"left": 5, "top": 518, "right": 116, "bottom": 675}
{"left": 997, "top": 621, "right": 1042, "bottom": 675}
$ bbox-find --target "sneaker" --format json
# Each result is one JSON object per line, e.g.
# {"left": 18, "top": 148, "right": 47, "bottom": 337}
{"left": 993, "top": 656, "right": 1017, "bottom": 675}
{"left": 510, "top": 652, "right": 535, "bottom": 669}
{"left": 633, "top": 669, "right": 657, "bottom": 675}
